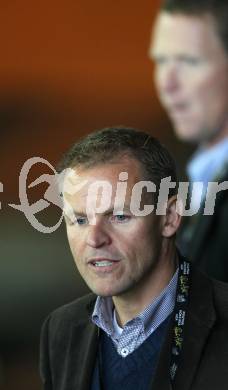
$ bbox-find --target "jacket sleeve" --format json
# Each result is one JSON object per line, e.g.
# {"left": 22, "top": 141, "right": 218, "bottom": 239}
{"left": 40, "top": 315, "right": 53, "bottom": 390}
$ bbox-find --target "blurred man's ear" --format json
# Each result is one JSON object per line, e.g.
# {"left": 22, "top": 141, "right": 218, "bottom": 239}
{"left": 161, "top": 196, "right": 182, "bottom": 238}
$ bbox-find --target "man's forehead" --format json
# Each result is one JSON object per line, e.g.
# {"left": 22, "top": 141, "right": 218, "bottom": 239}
{"left": 64, "top": 158, "right": 141, "bottom": 182}
{"left": 62, "top": 163, "right": 142, "bottom": 199}
{"left": 152, "top": 12, "right": 221, "bottom": 56}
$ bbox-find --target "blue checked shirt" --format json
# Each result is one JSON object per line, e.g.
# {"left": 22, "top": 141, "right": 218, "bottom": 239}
{"left": 92, "top": 268, "right": 178, "bottom": 357}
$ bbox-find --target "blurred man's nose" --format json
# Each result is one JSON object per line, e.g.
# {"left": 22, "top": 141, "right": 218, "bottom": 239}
{"left": 156, "top": 62, "right": 180, "bottom": 95}
{"left": 86, "top": 220, "right": 111, "bottom": 248}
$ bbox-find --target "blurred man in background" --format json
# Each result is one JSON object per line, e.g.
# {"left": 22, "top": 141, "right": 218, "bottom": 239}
{"left": 149, "top": 0, "right": 228, "bottom": 281}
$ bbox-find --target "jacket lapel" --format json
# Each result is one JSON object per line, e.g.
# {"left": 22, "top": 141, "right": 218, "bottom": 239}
{"left": 72, "top": 321, "right": 98, "bottom": 390}
{"left": 65, "top": 299, "right": 98, "bottom": 390}
{"left": 174, "top": 268, "right": 216, "bottom": 390}
{"left": 184, "top": 164, "right": 228, "bottom": 262}
{"left": 152, "top": 267, "right": 216, "bottom": 390}
{"left": 150, "top": 322, "right": 173, "bottom": 390}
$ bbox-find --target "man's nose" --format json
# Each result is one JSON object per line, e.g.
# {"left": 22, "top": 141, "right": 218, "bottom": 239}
{"left": 158, "top": 62, "right": 180, "bottom": 95}
{"left": 86, "top": 221, "right": 111, "bottom": 248}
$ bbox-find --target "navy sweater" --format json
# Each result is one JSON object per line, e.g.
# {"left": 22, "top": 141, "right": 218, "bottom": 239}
{"left": 91, "top": 315, "right": 171, "bottom": 390}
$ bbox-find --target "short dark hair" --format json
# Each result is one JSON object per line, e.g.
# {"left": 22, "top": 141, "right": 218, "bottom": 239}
{"left": 161, "top": 0, "right": 228, "bottom": 54}
{"left": 58, "top": 126, "right": 178, "bottom": 199}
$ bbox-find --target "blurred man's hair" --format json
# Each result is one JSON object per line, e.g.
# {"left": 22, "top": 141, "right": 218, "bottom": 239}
{"left": 58, "top": 126, "right": 178, "bottom": 198}
{"left": 161, "top": 0, "right": 228, "bottom": 54}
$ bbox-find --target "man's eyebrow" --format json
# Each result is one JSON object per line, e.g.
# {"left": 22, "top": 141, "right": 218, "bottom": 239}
{"left": 107, "top": 204, "right": 132, "bottom": 214}
{"left": 64, "top": 203, "right": 133, "bottom": 218}
{"left": 63, "top": 208, "right": 87, "bottom": 217}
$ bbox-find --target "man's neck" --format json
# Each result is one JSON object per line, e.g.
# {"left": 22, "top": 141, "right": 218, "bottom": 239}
{"left": 201, "top": 119, "right": 228, "bottom": 149}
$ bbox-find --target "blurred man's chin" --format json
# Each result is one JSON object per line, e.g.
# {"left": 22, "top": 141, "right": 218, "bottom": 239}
{"left": 173, "top": 124, "right": 201, "bottom": 144}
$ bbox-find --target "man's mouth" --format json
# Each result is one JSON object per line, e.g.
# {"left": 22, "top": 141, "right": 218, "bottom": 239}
{"left": 93, "top": 260, "right": 114, "bottom": 267}
{"left": 169, "top": 102, "right": 189, "bottom": 114}
{"left": 88, "top": 258, "right": 121, "bottom": 270}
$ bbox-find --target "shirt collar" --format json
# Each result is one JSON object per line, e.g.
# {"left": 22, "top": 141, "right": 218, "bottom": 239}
{"left": 187, "top": 137, "right": 228, "bottom": 183}
{"left": 91, "top": 267, "right": 178, "bottom": 336}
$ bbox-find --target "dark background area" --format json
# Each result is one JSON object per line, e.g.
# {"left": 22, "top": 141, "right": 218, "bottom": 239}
{"left": 0, "top": 1, "right": 193, "bottom": 388}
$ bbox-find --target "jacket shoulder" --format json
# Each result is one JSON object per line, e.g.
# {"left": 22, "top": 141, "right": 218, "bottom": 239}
{"left": 40, "top": 294, "right": 98, "bottom": 389}
{"left": 44, "top": 293, "right": 96, "bottom": 333}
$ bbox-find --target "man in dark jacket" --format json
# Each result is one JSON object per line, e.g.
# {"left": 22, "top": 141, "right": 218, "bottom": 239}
{"left": 40, "top": 127, "right": 228, "bottom": 389}
{"left": 149, "top": 0, "right": 228, "bottom": 281}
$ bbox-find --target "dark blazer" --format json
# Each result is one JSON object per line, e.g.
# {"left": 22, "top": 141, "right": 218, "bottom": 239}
{"left": 40, "top": 267, "right": 228, "bottom": 390}
{"left": 178, "top": 164, "right": 228, "bottom": 282}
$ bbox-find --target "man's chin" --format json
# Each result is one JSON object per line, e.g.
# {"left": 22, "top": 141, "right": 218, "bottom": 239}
{"left": 89, "top": 285, "right": 117, "bottom": 297}
{"left": 173, "top": 124, "right": 201, "bottom": 144}
{"left": 90, "top": 284, "right": 127, "bottom": 298}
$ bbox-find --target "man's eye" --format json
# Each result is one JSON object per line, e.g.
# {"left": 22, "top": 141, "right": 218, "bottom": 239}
{"left": 180, "top": 56, "right": 201, "bottom": 66}
{"left": 112, "top": 214, "right": 130, "bottom": 223}
{"left": 76, "top": 217, "right": 87, "bottom": 225}
{"left": 153, "top": 56, "right": 167, "bottom": 65}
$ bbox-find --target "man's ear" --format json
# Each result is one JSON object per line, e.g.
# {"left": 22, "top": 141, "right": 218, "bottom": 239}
{"left": 161, "top": 196, "right": 182, "bottom": 238}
